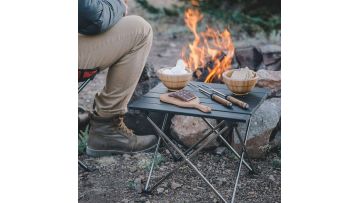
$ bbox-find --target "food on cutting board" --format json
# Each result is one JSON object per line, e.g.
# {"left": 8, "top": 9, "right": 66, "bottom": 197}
{"left": 169, "top": 89, "right": 196, "bottom": 102}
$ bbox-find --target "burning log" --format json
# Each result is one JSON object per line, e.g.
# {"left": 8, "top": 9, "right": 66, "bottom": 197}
{"left": 193, "top": 67, "right": 209, "bottom": 82}
{"left": 181, "top": 8, "right": 235, "bottom": 83}
{"left": 193, "top": 51, "right": 227, "bottom": 83}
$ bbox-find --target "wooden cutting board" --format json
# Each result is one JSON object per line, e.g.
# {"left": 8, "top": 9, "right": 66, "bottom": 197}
{"left": 160, "top": 93, "right": 211, "bottom": 113}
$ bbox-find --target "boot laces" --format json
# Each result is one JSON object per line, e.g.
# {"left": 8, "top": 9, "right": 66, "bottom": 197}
{"left": 118, "top": 117, "right": 134, "bottom": 137}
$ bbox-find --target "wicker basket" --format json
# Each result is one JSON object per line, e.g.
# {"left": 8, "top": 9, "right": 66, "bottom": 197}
{"left": 157, "top": 67, "right": 193, "bottom": 91}
{"left": 222, "top": 69, "right": 258, "bottom": 95}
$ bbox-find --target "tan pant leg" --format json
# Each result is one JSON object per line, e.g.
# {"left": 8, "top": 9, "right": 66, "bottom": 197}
{"left": 78, "top": 15, "right": 153, "bottom": 117}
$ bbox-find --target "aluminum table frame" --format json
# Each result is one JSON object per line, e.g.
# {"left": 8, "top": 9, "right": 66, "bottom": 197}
{"left": 145, "top": 114, "right": 254, "bottom": 203}
{"left": 128, "top": 82, "right": 268, "bottom": 203}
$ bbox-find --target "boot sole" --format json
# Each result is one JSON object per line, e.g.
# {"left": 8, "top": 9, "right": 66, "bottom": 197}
{"left": 86, "top": 144, "right": 157, "bottom": 157}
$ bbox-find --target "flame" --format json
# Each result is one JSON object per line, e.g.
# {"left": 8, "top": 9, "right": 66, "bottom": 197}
{"left": 181, "top": 8, "right": 235, "bottom": 83}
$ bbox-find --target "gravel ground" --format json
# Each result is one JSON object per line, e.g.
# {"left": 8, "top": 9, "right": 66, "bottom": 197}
{"left": 79, "top": 147, "right": 280, "bottom": 203}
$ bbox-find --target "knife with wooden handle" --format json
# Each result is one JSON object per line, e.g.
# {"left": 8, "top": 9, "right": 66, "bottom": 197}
{"left": 199, "top": 88, "right": 233, "bottom": 108}
{"left": 189, "top": 83, "right": 233, "bottom": 108}
{"left": 223, "top": 95, "right": 249, "bottom": 109}
{"left": 200, "top": 84, "right": 249, "bottom": 109}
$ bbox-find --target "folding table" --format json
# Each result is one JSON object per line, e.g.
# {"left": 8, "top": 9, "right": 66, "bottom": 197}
{"left": 128, "top": 82, "right": 268, "bottom": 203}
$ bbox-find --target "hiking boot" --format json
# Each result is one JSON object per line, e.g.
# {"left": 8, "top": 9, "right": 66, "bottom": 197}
{"left": 86, "top": 113, "right": 158, "bottom": 157}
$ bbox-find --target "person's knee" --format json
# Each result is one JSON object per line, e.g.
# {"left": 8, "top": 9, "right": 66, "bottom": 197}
{"left": 126, "top": 15, "right": 153, "bottom": 40}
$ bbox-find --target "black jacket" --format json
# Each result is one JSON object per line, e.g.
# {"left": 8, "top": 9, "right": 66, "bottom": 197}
{"left": 78, "top": 0, "right": 126, "bottom": 35}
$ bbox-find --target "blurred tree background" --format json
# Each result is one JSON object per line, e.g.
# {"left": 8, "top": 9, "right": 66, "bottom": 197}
{"left": 135, "top": 0, "right": 281, "bottom": 36}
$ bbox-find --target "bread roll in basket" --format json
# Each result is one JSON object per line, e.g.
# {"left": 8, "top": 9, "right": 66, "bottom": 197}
{"left": 222, "top": 69, "right": 258, "bottom": 95}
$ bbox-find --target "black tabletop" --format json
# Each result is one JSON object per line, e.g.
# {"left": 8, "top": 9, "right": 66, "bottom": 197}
{"left": 128, "top": 82, "right": 269, "bottom": 122}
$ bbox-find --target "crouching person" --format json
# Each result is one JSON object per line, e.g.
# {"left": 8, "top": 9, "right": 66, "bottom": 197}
{"left": 78, "top": 0, "right": 157, "bottom": 156}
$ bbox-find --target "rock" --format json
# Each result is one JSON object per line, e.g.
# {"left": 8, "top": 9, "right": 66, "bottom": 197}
{"left": 139, "top": 175, "right": 146, "bottom": 181}
{"left": 234, "top": 98, "right": 281, "bottom": 158}
{"left": 137, "top": 156, "right": 152, "bottom": 170}
{"left": 134, "top": 178, "right": 143, "bottom": 193}
{"left": 272, "top": 158, "right": 281, "bottom": 169}
{"left": 235, "top": 45, "right": 281, "bottom": 71}
{"left": 269, "top": 130, "right": 281, "bottom": 150}
{"left": 123, "top": 154, "right": 131, "bottom": 159}
{"left": 96, "top": 156, "right": 117, "bottom": 167}
{"left": 124, "top": 110, "right": 164, "bottom": 135}
{"left": 139, "top": 63, "right": 156, "bottom": 83}
{"left": 129, "top": 166, "right": 137, "bottom": 173}
{"left": 170, "top": 116, "right": 219, "bottom": 149}
{"left": 260, "top": 44, "right": 281, "bottom": 71}
{"left": 161, "top": 181, "right": 169, "bottom": 188}
{"left": 121, "top": 199, "right": 129, "bottom": 203}
{"left": 215, "top": 177, "right": 227, "bottom": 186}
{"left": 157, "top": 187, "right": 165, "bottom": 194}
{"left": 171, "top": 182, "right": 182, "bottom": 190}
{"left": 159, "top": 165, "right": 167, "bottom": 171}
{"left": 214, "top": 147, "right": 226, "bottom": 155}
{"left": 235, "top": 46, "right": 263, "bottom": 70}
{"left": 269, "top": 175, "right": 276, "bottom": 182}
{"left": 260, "top": 44, "right": 281, "bottom": 53}
{"left": 256, "top": 70, "right": 281, "bottom": 97}
{"left": 78, "top": 107, "right": 90, "bottom": 132}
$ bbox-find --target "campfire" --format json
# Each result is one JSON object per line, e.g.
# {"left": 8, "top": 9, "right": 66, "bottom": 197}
{"left": 181, "top": 8, "right": 235, "bottom": 83}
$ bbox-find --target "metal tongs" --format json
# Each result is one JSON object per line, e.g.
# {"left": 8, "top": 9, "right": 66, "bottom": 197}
{"left": 188, "top": 83, "right": 233, "bottom": 108}
{"left": 200, "top": 84, "right": 249, "bottom": 109}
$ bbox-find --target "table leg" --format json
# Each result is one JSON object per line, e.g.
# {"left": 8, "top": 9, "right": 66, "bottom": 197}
{"left": 146, "top": 117, "right": 229, "bottom": 203}
{"left": 144, "top": 113, "right": 170, "bottom": 192}
{"left": 234, "top": 127, "right": 256, "bottom": 174}
{"left": 156, "top": 114, "right": 179, "bottom": 161}
{"left": 202, "top": 118, "right": 253, "bottom": 172}
{"left": 231, "top": 117, "right": 252, "bottom": 203}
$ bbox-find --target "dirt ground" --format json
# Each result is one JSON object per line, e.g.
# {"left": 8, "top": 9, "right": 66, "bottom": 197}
{"left": 79, "top": 148, "right": 281, "bottom": 203}
{"left": 79, "top": 1, "right": 281, "bottom": 202}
